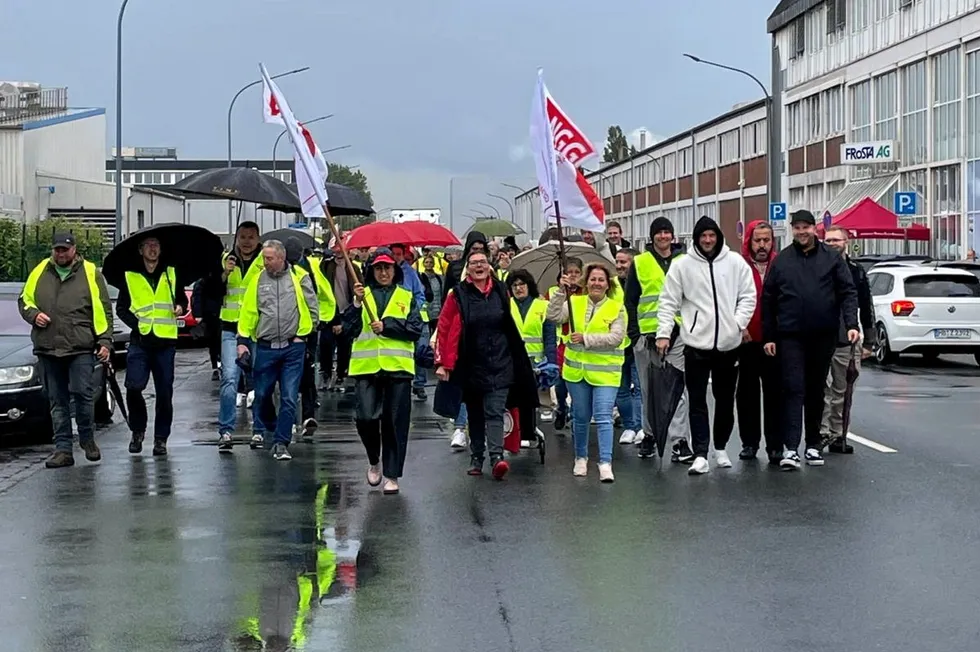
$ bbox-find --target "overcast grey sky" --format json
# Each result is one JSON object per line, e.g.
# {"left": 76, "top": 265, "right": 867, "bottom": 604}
{"left": 3, "top": 0, "right": 777, "bottom": 231}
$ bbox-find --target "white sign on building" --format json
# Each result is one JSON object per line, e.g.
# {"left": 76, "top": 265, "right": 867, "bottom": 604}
{"left": 840, "top": 140, "right": 896, "bottom": 164}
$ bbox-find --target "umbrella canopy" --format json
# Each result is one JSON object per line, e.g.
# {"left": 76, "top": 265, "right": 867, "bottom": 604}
{"left": 345, "top": 221, "right": 460, "bottom": 249}
{"left": 817, "top": 197, "right": 931, "bottom": 241}
{"left": 466, "top": 218, "right": 522, "bottom": 237}
{"left": 101, "top": 223, "right": 224, "bottom": 290}
{"left": 649, "top": 356, "right": 686, "bottom": 458}
{"left": 262, "top": 228, "right": 317, "bottom": 250}
{"left": 173, "top": 167, "right": 300, "bottom": 212}
{"left": 509, "top": 241, "right": 611, "bottom": 291}
{"left": 258, "top": 181, "right": 374, "bottom": 216}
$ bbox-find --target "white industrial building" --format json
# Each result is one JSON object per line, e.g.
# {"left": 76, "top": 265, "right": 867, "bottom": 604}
{"left": 769, "top": 0, "right": 980, "bottom": 257}
{"left": 0, "top": 83, "right": 183, "bottom": 241}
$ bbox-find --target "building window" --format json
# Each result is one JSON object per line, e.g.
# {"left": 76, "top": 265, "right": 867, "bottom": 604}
{"left": 933, "top": 48, "right": 961, "bottom": 161}
{"left": 792, "top": 18, "right": 805, "bottom": 57}
{"left": 105, "top": 172, "right": 114, "bottom": 183}
{"left": 873, "top": 71, "right": 898, "bottom": 140}
{"left": 932, "top": 164, "right": 961, "bottom": 258}
{"left": 823, "top": 86, "right": 845, "bottom": 134}
{"left": 675, "top": 205, "right": 694, "bottom": 235}
{"left": 787, "top": 101, "right": 803, "bottom": 146}
{"left": 850, "top": 80, "right": 872, "bottom": 142}
{"left": 133, "top": 173, "right": 144, "bottom": 184}
{"left": 696, "top": 138, "right": 717, "bottom": 172}
{"left": 679, "top": 147, "right": 693, "bottom": 176}
{"left": 123, "top": 173, "right": 132, "bottom": 184}
{"left": 696, "top": 200, "right": 717, "bottom": 221}
{"left": 803, "top": 93, "right": 822, "bottom": 141}
{"left": 805, "top": 8, "right": 824, "bottom": 54}
{"left": 968, "top": 49, "right": 980, "bottom": 160}
{"left": 899, "top": 169, "right": 927, "bottom": 221}
{"left": 663, "top": 153, "right": 676, "bottom": 180}
{"left": 827, "top": 0, "right": 847, "bottom": 33}
{"left": 650, "top": 158, "right": 663, "bottom": 183}
{"left": 719, "top": 129, "right": 739, "bottom": 165}
{"left": 851, "top": 0, "right": 869, "bottom": 31}
{"left": 876, "top": 0, "right": 897, "bottom": 20}
{"left": 901, "top": 60, "right": 927, "bottom": 166}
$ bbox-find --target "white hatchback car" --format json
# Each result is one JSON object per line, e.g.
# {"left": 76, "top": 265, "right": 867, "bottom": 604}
{"left": 867, "top": 264, "right": 980, "bottom": 365}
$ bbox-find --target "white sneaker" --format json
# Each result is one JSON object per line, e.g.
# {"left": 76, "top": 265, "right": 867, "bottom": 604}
{"left": 619, "top": 429, "right": 636, "bottom": 445}
{"left": 236, "top": 393, "right": 245, "bottom": 407}
{"left": 540, "top": 410, "right": 554, "bottom": 422}
{"left": 520, "top": 440, "right": 531, "bottom": 448}
{"left": 246, "top": 390, "right": 255, "bottom": 408}
{"left": 688, "top": 456, "right": 710, "bottom": 475}
{"left": 450, "top": 428, "right": 467, "bottom": 450}
{"left": 573, "top": 457, "right": 588, "bottom": 476}
{"left": 714, "top": 450, "right": 732, "bottom": 468}
{"left": 633, "top": 430, "right": 646, "bottom": 443}
{"left": 598, "top": 462, "right": 615, "bottom": 483}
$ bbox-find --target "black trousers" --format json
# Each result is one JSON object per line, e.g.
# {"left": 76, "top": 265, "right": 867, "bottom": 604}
{"left": 779, "top": 335, "right": 837, "bottom": 451}
{"left": 736, "top": 342, "right": 782, "bottom": 454}
{"left": 299, "top": 334, "right": 317, "bottom": 420}
{"left": 684, "top": 347, "right": 739, "bottom": 457}
{"left": 205, "top": 322, "right": 221, "bottom": 370}
{"left": 319, "top": 326, "right": 353, "bottom": 381}
{"left": 464, "top": 387, "right": 509, "bottom": 460}
{"left": 354, "top": 375, "right": 412, "bottom": 478}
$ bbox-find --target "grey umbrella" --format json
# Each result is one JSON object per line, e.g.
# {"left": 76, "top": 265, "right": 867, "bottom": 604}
{"left": 172, "top": 167, "right": 300, "bottom": 212}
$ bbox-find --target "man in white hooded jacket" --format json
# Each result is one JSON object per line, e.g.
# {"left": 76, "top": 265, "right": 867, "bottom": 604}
{"left": 656, "top": 216, "right": 756, "bottom": 475}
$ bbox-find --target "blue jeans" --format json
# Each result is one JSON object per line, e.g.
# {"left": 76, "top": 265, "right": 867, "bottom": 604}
{"left": 413, "top": 323, "right": 429, "bottom": 389}
{"left": 454, "top": 402, "right": 468, "bottom": 428}
{"left": 124, "top": 342, "right": 176, "bottom": 440}
{"left": 252, "top": 341, "right": 306, "bottom": 445}
{"left": 218, "top": 330, "right": 258, "bottom": 434}
{"left": 38, "top": 353, "right": 98, "bottom": 452}
{"left": 615, "top": 356, "right": 642, "bottom": 432}
{"left": 566, "top": 380, "right": 617, "bottom": 464}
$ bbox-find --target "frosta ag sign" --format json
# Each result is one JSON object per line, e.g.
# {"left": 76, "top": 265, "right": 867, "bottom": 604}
{"left": 841, "top": 140, "right": 896, "bottom": 164}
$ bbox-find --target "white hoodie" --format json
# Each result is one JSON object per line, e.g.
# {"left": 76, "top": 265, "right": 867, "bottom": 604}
{"left": 655, "top": 223, "right": 757, "bottom": 352}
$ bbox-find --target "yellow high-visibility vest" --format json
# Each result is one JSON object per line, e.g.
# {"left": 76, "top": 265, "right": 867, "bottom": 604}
{"left": 562, "top": 294, "right": 625, "bottom": 387}
{"left": 237, "top": 267, "right": 314, "bottom": 340}
{"left": 306, "top": 256, "right": 337, "bottom": 323}
{"left": 219, "top": 252, "right": 264, "bottom": 323}
{"left": 497, "top": 268, "right": 509, "bottom": 281}
{"left": 632, "top": 251, "right": 683, "bottom": 334}
{"left": 22, "top": 259, "right": 109, "bottom": 336}
{"left": 349, "top": 286, "right": 415, "bottom": 376}
{"left": 124, "top": 266, "right": 178, "bottom": 339}
{"left": 510, "top": 297, "right": 548, "bottom": 363}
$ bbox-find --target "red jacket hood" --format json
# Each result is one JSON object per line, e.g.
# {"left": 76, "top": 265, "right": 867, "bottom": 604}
{"left": 741, "top": 219, "right": 776, "bottom": 264}
{"left": 741, "top": 219, "right": 774, "bottom": 342}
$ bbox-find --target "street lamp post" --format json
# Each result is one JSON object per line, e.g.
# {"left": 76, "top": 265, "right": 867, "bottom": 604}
{"left": 501, "top": 182, "right": 531, "bottom": 234}
{"left": 683, "top": 53, "right": 777, "bottom": 206}
{"left": 226, "top": 66, "right": 310, "bottom": 232}
{"left": 114, "top": 0, "right": 131, "bottom": 244}
{"left": 477, "top": 201, "right": 500, "bottom": 219}
{"left": 486, "top": 193, "right": 514, "bottom": 222}
{"left": 272, "top": 114, "right": 333, "bottom": 173}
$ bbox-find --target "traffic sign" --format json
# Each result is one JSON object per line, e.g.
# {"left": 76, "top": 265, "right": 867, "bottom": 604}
{"left": 288, "top": 223, "right": 307, "bottom": 229}
{"left": 736, "top": 221, "right": 744, "bottom": 237}
{"left": 769, "top": 202, "right": 787, "bottom": 222}
{"left": 894, "top": 192, "right": 917, "bottom": 215}
{"left": 823, "top": 211, "right": 833, "bottom": 228}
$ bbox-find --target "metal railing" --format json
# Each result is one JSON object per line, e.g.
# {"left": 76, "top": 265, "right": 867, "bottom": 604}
{"left": 0, "top": 87, "right": 69, "bottom": 124}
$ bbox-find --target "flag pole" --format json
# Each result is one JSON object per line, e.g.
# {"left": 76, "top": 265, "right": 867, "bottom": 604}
{"left": 318, "top": 207, "right": 376, "bottom": 322}
{"left": 552, "top": 198, "right": 575, "bottom": 332}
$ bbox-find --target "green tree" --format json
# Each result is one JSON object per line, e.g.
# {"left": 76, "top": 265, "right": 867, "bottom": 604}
{"left": 602, "top": 125, "right": 636, "bottom": 163}
{"left": 0, "top": 216, "right": 106, "bottom": 281}
{"left": 327, "top": 163, "right": 373, "bottom": 207}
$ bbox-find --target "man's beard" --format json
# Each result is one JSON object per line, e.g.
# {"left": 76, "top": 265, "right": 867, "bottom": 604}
{"left": 752, "top": 248, "right": 770, "bottom": 262}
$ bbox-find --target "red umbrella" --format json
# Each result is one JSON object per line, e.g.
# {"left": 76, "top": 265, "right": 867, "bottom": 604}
{"left": 345, "top": 221, "right": 460, "bottom": 249}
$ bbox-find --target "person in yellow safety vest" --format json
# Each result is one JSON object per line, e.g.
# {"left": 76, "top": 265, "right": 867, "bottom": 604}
{"left": 114, "top": 235, "right": 188, "bottom": 457}
{"left": 413, "top": 246, "right": 448, "bottom": 275}
{"left": 344, "top": 247, "right": 423, "bottom": 495}
{"left": 624, "top": 216, "right": 694, "bottom": 463}
{"left": 290, "top": 238, "right": 336, "bottom": 440}
{"left": 419, "top": 254, "right": 444, "bottom": 332}
{"left": 506, "top": 269, "right": 557, "bottom": 367}
{"left": 547, "top": 262, "right": 626, "bottom": 483}
{"left": 236, "top": 239, "right": 319, "bottom": 461}
{"left": 213, "top": 221, "right": 264, "bottom": 452}
{"left": 495, "top": 249, "right": 512, "bottom": 281}
{"left": 611, "top": 247, "right": 644, "bottom": 447}
{"left": 388, "top": 244, "right": 430, "bottom": 401}
{"left": 18, "top": 231, "right": 113, "bottom": 469}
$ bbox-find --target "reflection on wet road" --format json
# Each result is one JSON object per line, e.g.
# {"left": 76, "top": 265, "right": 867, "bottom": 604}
{"left": 0, "top": 352, "right": 978, "bottom": 651}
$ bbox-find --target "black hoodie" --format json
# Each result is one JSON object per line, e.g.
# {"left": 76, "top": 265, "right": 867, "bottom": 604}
{"left": 692, "top": 216, "right": 724, "bottom": 261}
{"left": 445, "top": 231, "right": 487, "bottom": 294}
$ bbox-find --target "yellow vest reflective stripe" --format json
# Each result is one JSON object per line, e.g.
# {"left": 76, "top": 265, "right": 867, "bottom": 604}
{"left": 124, "top": 266, "right": 178, "bottom": 339}
{"left": 497, "top": 268, "right": 509, "bottom": 281}
{"left": 219, "top": 252, "right": 265, "bottom": 323}
{"left": 562, "top": 295, "right": 625, "bottom": 387}
{"left": 349, "top": 286, "right": 415, "bottom": 376}
{"left": 22, "top": 259, "right": 109, "bottom": 336}
{"left": 237, "top": 267, "right": 314, "bottom": 339}
{"left": 633, "top": 251, "right": 683, "bottom": 334}
{"left": 307, "top": 256, "right": 337, "bottom": 323}
{"left": 510, "top": 297, "right": 548, "bottom": 363}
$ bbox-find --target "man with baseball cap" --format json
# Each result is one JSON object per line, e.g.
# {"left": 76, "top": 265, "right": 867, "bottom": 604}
{"left": 19, "top": 232, "right": 114, "bottom": 468}
{"left": 762, "top": 209, "right": 859, "bottom": 470}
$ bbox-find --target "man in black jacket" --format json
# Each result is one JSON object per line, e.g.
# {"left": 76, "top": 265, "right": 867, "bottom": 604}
{"left": 819, "top": 226, "right": 876, "bottom": 455}
{"left": 762, "top": 209, "right": 859, "bottom": 470}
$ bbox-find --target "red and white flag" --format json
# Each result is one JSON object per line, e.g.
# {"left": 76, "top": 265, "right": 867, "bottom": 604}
{"left": 259, "top": 65, "right": 329, "bottom": 219}
{"left": 530, "top": 69, "right": 604, "bottom": 232}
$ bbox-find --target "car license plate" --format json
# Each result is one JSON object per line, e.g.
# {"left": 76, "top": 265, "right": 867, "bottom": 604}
{"left": 177, "top": 319, "right": 185, "bottom": 328}
{"left": 934, "top": 328, "right": 971, "bottom": 339}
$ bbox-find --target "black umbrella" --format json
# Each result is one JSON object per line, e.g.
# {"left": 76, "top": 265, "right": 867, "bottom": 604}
{"left": 839, "top": 347, "right": 861, "bottom": 453}
{"left": 649, "top": 352, "right": 686, "bottom": 459}
{"left": 102, "top": 223, "right": 224, "bottom": 290}
{"left": 104, "top": 363, "right": 128, "bottom": 427}
{"left": 257, "top": 181, "right": 373, "bottom": 216}
{"left": 172, "top": 167, "right": 300, "bottom": 212}
{"left": 262, "top": 228, "right": 317, "bottom": 250}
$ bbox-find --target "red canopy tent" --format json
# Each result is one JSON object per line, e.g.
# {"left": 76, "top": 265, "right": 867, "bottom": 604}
{"left": 817, "top": 196, "right": 930, "bottom": 241}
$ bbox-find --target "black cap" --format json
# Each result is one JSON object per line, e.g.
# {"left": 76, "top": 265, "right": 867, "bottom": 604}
{"left": 52, "top": 232, "right": 75, "bottom": 248}
{"left": 790, "top": 209, "right": 816, "bottom": 225}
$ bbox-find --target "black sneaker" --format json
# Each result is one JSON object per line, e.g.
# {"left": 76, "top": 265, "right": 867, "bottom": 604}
{"left": 738, "top": 446, "right": 758, "bottom": 460}
{"left": 80, "top": 439, "right": 101, "bottom": 462}
{"left": 671, "top": 440, "right": 695, "bottom": 464}
{"left": 152, "top": 439, "right": 167, "bottom": 456}
{"left": 780, "top": 451, "right": 801, "bottom": 471}
{"left": 828, "top": 438, "right": 854, "bottom": 454}
{"left": 332, "top": 377, "right": 346, "bottom": 393}
{"left": 128, "top": 431, "right": 145, "bottom": 454}
{"left": 804, "top": 448, "right": 825, "bottom": 466}
{"left": 413, "top": 387, "right": 427, "bottom": 401}
{"left": 767, "top": 450, "right": 783, "bottom": 466}
{"left": 211, "top": 369, "right": 220, "bottom": 381}
{"left": 637, "top": 437, "right": 656, "bottom": 459}
{"left": 467, "top": 456, "right": 484, "bottom": 476}
{"left": 553, "top": 411, "right": 567, "bottom": 431}
{"left": 271, "top": 443, "right": 292, "bottom": 461}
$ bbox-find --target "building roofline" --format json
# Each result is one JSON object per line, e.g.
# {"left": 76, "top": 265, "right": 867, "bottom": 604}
{"left": 130, "top": 185, "right": 186, "bottom": 201}
{"left": 767, "top": 0, "right": 822, "bottom": 34}
{"left": 105, "top": 159, "right": 296, "bottom": 171}
{"left": 21, "top": 108, "right": 106, "bottom": 131}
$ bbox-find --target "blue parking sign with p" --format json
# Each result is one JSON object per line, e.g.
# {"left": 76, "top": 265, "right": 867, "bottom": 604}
{"left": 894, "top": 192, "right": 917, "bottom": 215}
{"left": 769, "top": 202, "right": 787, "bottom": 222}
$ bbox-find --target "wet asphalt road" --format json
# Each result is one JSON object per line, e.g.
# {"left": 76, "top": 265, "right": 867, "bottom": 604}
{"left": 0, "top": 351, "right": 978, "bottom": 652}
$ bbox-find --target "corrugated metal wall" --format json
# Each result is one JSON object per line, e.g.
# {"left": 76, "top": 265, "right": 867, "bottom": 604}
{"left": 22, "top": 114, "right": 105, "bottom": 218}
{"left": 0, "top": 129, "right": 24, "bottom": 205}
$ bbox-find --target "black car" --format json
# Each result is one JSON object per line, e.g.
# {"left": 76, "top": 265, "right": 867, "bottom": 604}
{"left": 0, "top": 298, "right": 115, "bottom": 440}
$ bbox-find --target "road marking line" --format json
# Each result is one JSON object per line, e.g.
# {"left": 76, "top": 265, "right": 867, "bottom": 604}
{"left": 847, "top": 431, "right": 897, "bottom": 453}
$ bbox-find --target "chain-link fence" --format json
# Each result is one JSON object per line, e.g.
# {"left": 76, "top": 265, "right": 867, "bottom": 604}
{"left": 0, "top": 219, "right": 107, "bottom": 282}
